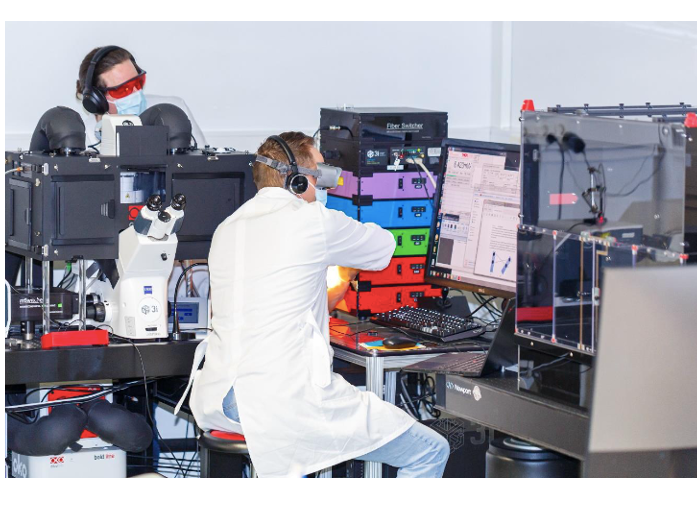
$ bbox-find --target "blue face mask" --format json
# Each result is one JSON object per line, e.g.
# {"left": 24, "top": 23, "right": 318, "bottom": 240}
{"left": 311, "top": 184, "right": 328, "bottom": 206}
{"left": 114, "top": 90, "right": 147, "bottom": 115}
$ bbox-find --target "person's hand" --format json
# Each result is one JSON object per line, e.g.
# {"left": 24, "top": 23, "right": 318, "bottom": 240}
{"left": 337, "top": 266, "right": 360, "bottom": 283}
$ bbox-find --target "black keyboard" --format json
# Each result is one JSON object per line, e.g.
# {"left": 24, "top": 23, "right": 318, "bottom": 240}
{"left": 372, "top": 306, "right": 486, "bottom": 343}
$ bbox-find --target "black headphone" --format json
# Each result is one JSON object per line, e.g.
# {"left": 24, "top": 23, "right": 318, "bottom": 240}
{"left": 82, "top": 46, "right": 143, "bottom": 115}
{"left": 268, "top": 135, "right": 309, "bottom": 195}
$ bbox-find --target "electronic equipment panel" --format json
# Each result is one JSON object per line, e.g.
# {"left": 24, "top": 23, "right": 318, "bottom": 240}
{"left": 5, "top": 139, "right": 254, "bottom": 261}
{"left": 321, "top": 107, "right": 448, "bottom": 317}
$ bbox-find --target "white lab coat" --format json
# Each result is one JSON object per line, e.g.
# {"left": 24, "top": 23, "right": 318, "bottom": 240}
{"left": 77, "top": 94, "right": 206, "bottom": 149}
{"left": 177, "top": 187, "right": 415, "bottom": 477}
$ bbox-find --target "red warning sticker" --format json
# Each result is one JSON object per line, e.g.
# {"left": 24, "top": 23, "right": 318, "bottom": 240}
{"left": 549, "top": 194, "right": 578, "bottom": 206}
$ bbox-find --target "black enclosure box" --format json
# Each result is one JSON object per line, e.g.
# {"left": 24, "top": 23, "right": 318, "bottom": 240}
{"left": 320, "top": 107, "right": 448, "bottom": 176}
{"left": 5, "top": 148, "right": 255, "bottom": 261}
{"left": 10, "top": 288, "right": 78, "bottom": 322}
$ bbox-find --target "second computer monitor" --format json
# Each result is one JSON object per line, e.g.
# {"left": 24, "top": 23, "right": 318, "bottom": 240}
{"left": 426, "top": 139, "right": 521, "bottom": 297}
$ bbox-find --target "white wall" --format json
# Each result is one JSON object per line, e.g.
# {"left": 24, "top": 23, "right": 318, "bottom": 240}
{"left": 509, "top": 22, "right": 697, "bottom": 128}
{"left": 4, "top": 21, "right": 496, "bottom": 151}
{"left": 4, "top": 21, "right": 697, "bottom": 151}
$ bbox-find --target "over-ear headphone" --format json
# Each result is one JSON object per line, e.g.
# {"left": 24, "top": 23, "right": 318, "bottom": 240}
{"left": 82, "top": 46, "right": 143, "bottom": 115}
{"left": 268, "top": 135, "right": 309, "bottom": 195}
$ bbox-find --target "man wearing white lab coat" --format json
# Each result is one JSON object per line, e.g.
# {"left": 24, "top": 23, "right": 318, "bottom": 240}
{"left": 184, "top": 132, "right": 450, "bottom": 477}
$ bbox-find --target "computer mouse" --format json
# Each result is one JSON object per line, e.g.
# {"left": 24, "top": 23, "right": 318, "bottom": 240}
{"left": 383, "top": 335, "right": 418, "bottom": 349}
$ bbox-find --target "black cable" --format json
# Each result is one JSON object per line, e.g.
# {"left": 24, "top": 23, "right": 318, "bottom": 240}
{"left": 607, "top": 133, "right": 664, "bottom": 197}
{"left": 329, "top": 326, "right": 385, "bottom": 338}
{"left": 420, "top": 375, "right": 441, "bottom": 418}
{"left": 129, "top": 337, "right": 186, "bottom": 478}
{"left": 179, "top": 260, "right": 202, "bottom": 297}
{"left": 471, "top": 293, "right": 501, "bottom": 322}
{"left": 143, "top": 469, "right": 201, "bottom": 478}
{"left": 190, "top": 133, "right": 198, "bottom": 151}
{"left": 127, "top": 454, "right": 200, "bottom": 462}
{"left": 57, "top": 263, "right": 72, "bottom": 289}
{"left": 5, "top": 379, "right": 156, "bottom": 413}
{"left": 475, "top": 293, "right": 499, "bottom": 314}
{"left": 526, "top": 352, "right": 592, "bottom": 376}
{"left": 180, "top": 261, "right": 190, "bottom": 297}
{"left": 482, "top": 303, "right": 501, "bottom": 320}
{"left": 180, "top": 419, "right": 194, "bottom": 477}
{"left": 183, "top": 447, "right": 200, "bottom": 478}
{"left": 127, "top": 465, "right": 200, "bottom": 476}
{"left": 397, "top": 372, "right": 439, "bottom": 420}
{"left": 184, "top": 421, "right": 202, "bottom": 476}
{"left": 60, "top": 319, "right": 84, "bottom": 331}
{"left": 329, "top": 320, "right": 369, "bottom": 328}
{"left": 409, "top": 156, "right": 432, "bottom": 201}
{"left": 7, "top": 386, "right": 110, "bottom": 413}
{"left": 108, "top": 334, "right": 187, "bottom": 478}
{"left": 551, "top": 139, "right": 608, "bottom": 221}
{"left": 398, "top": 373, "right": 421, "bottom": 420}
{"left": 396, "top": 394, "right": 435, "bottom": 412}
{"left": 607, "top": 149, "right": 666, "bottom": 197}
{"left": 555, "top": 140, "right": 565, "bottom": 219}
{"left": 469, "top": 296, "right": 497, "bottom": 318}
{"left": 527, "top": 354, "right": 593, "bottom": 376}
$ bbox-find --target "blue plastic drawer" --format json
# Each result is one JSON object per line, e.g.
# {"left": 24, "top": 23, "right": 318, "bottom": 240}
{"left": 327, "top": 196, "right": 433, "bottom": 228}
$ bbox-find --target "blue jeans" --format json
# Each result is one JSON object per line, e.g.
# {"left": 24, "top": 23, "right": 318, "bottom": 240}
{"left": 222, "top": 387, "right": 450, "bottom": 478}
{"left": 357, "top": 422, "right": 450, "bottom": 478}
{"left": 222, "top": 386, "right": 240, "bottom": 422}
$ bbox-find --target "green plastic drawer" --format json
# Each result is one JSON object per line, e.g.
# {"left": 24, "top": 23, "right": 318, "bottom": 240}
{"left": 390, "top": 228, "right": 430, "bottom": 256}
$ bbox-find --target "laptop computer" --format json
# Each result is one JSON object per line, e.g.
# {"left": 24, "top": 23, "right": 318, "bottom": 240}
{"left": 404, "top": 299, "right": 517, "bottom": 376}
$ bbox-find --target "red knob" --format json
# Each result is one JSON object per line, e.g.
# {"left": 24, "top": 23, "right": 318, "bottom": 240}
{"left": 521, "top": 99, "right": 535, "bottom": 112}
{"left": 684, "top": 113, "right": 697, "bottom": 128}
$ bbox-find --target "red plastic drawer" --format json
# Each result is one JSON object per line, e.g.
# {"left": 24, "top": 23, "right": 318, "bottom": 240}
{"left": 337, "top": 284, "right": 441, "bottom": 317}
{"left": 358, "top": 256, "right": 427, "bottom": 286}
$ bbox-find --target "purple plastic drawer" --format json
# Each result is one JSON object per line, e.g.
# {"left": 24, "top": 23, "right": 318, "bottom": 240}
{"left": 330, "top": 170, "right": 436, "bottom": 200}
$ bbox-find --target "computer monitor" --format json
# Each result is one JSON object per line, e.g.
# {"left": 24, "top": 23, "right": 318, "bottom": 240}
{"left": 426, "top": 139, "right": 521, "bottom": 298}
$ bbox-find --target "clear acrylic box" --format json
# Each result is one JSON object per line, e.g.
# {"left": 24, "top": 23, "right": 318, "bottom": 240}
{"left": 516, "top": 112, "right": 690, "bottom": 355}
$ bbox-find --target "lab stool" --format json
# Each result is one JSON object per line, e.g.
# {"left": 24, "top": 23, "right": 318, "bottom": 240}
{"left": 198, "top": 430, "right": 255, "bottom": 478}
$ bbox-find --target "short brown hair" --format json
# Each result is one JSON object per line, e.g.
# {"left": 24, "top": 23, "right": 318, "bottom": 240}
{"left": 253, "top": 132, "right": 315, "bottom": 190}
{"left": 75, "top": 47, "right": 137, "bottom": 100}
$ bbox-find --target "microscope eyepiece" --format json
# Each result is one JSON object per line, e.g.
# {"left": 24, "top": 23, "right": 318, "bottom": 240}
{"left": 147, "top": 195, "right": 163, "bottom": 212}
{"left": 171, "top": 193, "right": 187, "bottom": 211}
